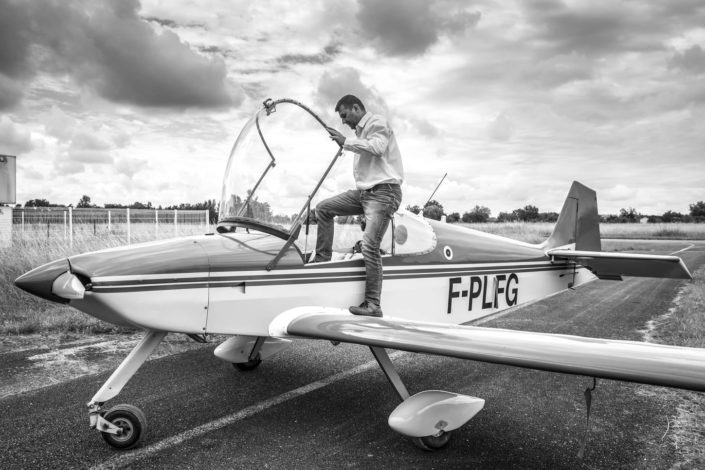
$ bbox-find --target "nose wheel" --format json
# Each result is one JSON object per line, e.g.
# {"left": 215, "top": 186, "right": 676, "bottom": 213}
{"left": 99, "top": 404, "right": 147, "bottom": 450}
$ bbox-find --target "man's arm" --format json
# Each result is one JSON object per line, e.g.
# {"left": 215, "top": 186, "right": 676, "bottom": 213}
{"left": 342, "top": 119, "right": 390, "bottom": 156}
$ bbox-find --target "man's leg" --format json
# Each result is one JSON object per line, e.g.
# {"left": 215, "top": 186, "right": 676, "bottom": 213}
{"left": 351, "top": 185, "right": 401, "bottom": 314}
{"left": 313, "top": 190, "right": 362, "bottom": 262}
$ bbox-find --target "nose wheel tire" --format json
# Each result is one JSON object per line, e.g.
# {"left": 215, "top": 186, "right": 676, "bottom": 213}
{"left": 100, "top": 404, "right": 147, "bottom": 450}
{"left": 412, "top": 430, "right": 452, "bottom": 451}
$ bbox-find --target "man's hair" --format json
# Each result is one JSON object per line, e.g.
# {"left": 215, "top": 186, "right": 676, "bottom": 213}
{"left": 335, "top": 95, "right": 365, "bottom": 112}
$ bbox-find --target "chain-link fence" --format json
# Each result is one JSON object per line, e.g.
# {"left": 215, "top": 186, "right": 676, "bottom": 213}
{"left": 4, "top": 207, "right": 210, "bottom": 247}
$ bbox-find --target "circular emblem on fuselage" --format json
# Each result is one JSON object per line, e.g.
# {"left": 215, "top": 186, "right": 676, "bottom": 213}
{"left": 443, "top": 246, "right": 453, "bottom": 260}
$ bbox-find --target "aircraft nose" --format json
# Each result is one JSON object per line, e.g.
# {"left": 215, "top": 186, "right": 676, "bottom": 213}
{"left": 15, "top": 258, "right": 73, "bottom": 304}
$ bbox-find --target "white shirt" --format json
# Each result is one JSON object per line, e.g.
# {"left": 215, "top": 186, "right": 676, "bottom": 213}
{"left": 343, "top": 112, "right": 404, "bottom": 190}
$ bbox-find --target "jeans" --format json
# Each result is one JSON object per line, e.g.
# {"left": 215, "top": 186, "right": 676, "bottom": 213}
{"left": 315, "top": 184, "right": 402, "bottom": 307}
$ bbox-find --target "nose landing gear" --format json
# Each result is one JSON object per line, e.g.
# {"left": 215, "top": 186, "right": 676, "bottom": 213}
{"left": 87, "top": 330, "right": 167, "bottom": 449}
{"left": 99, "top": 404, "right": 147, "bottom": 450}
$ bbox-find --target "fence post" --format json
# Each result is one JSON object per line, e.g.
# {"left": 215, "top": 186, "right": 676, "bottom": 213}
{"left": 155, "top": 209, "right": 159, "bottom": 238}
{"left": 108, "top": 210, "right": 111, "bottom": 233}
{"left": 204, "top": 209, "right": 209, "bottom": 232}
{"left": 68, "top": 206, "right": 73, "bottom": 248}
{"left": 127, "top": 208, "right": 131, "bottom": 245}
{"left": 174, "top": 209, "right": 178, "bottom": 237}
{"left": 21, "top": 210, "right": 24, "bottom": 232}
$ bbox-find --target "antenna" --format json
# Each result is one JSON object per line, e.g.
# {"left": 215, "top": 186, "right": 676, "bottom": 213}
{"left": 423, "top": 173, "right": 447, "bottom": 208}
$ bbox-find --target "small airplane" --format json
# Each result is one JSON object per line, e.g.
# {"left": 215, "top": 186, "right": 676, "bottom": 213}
{"left": 15, "top": 98, "right": 702, "bottom": 452}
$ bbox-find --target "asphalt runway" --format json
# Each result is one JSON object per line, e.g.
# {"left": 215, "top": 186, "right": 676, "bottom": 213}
{"left": 1, "top": 240, "right": 704, "bottom": 469}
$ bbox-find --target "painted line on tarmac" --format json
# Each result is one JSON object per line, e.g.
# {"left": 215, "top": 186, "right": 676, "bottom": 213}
{"left": 91, "top": 352, "right": 403, "bottom": 470}
{"left": 671, "top": 245, "right": 694, "bottom": 255}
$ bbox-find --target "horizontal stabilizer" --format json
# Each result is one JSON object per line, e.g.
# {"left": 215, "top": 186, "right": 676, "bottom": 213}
{"left": 273, "top": 308, "right": 705, "bottom": 392}
{"left": 547, "top": 249, "right": 692, "bottom": 280}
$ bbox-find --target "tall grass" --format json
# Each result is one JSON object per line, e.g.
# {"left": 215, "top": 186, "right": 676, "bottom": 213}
{"left": 600, "top": 223, "right": 705, "bottom": 240}
{"left": 460, "top": 222, "right": 553, "bottom": 243}
{"left": 461, "top": 222, "right": 705, "bottom": 243}
{"left": 1, "top": 224, "right": 209, "bottom": 335}
{"left": 649, "top": 267, "right": 705, "bottom": 467}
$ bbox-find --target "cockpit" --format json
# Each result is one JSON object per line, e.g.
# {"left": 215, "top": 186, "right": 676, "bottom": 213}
{"left": 217, "top": 99, "right": 436, "bottom": 267}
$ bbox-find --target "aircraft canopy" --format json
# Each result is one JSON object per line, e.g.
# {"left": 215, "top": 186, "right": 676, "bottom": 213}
{"left": 218, "top": 99, "right": 435, "bottom": 260}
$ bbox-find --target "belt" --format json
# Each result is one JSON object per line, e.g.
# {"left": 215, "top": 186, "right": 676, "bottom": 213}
{"left": 365, "top": 183, "right": 400, "bottom": 192}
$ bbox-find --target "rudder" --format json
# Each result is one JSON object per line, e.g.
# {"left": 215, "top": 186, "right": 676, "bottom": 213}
{"left": 543, "top": 181, "right": 601, "bottom": 251}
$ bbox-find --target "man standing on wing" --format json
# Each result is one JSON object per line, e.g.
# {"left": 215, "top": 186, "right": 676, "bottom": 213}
{"left": 315, "top": 94, "right": 404, "bottom": 317}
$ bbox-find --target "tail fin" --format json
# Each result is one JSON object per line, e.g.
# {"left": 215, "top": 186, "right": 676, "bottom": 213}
{"left": 544, "top": 181, "right": 692, "bottom": 280}
{"left": 543, "top": 181, "right": 601, "bottom": 251}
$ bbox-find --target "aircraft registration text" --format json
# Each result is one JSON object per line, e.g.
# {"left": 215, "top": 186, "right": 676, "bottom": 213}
{"left": 447, "top": 274, "right": 519, "bottom": 314}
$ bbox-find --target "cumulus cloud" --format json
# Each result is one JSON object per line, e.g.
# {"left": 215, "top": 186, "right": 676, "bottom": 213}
{"left": 669, "top": 45, "right": 705, "bottom": 74}
{"left": 602, "top": 184, "right": 639, "bottom": 206}
{"left": 67, "top": 149, "right": 113, "bottom": 164}
{"left": 54, "top": 158, "right": 85, "bottom": 175}
{"left": 58, "top": 129, "right": 115, "bottom": 168}
{"left": 71, "top": 131, "right": 112, "bottom": 152}
{"left": 115, "top": 157, "right": 146, "bottom": 178}
{"left": 0, "top": 0, "right": 32, "bottom": 78}
{"left": 112, "top": 130, "right": 132, "bottom": 148}
{"left": 22, "top": 168, "right": 43, "bottom": 180}
{"left": 521, "top": 2, "right": 705, "bottom": 59}
{"left": 524, "top": 53, "right": 594, "bottom": 88}
{"left": 525, "top": 2, "right": 627, "bottom": 56}
{"left": 0, "top": 0, "right": 32, "bottom": 109}
{"left": 0, "top": 116, "right": 33, "bottom": 155}
{"left": 356, "top": 0, "right": 480, "bottom": 57}
{"left": 488, "top": 112, "right": 514, "bottom": 142}
{"left": 315, "top": 67, "right": 388, "bottom": 115}
{"left": 0, "top": 74, "right": 24, "bottom": 109}
{"left": 409, "top": 117, "right": 440, "bottom": 138}
{"left": 43, "top": 106, "right": 77, "bottom": 140}
{"left": 278, "top": 53, "right": 332, "bottom": 66}
{"left": 277, "top": 43, "right": 342, "bottom": 67}
{"left": 0, "top": 0, "right": 240, "bottom": 109}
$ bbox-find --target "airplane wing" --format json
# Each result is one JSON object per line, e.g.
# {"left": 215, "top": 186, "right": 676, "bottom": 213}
{"left": 270, "top": 307, "right": 705, "bottom": 392}
{"left": 547, "top": 249, "right": 692, "bottom": 280}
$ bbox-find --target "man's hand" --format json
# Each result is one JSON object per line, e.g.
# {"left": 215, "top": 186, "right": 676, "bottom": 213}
{"left": 327, "top": 127, "right": 346, "bottom": 146}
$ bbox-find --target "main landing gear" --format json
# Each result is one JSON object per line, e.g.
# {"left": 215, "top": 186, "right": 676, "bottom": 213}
{"left": 213, "top": 335, "right": 291, "bottom": 370}
{"left": 369, "top": 346, "right": 485, "bottom": 451}
{"left": 233, "top": 354, "right": 262, "bottom": 371}
{"left": 87, "top": 330, "right": 166, "bottom": 450}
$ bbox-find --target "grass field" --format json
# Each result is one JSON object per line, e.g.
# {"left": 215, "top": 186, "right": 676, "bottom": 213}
{"left": 647, "top": 266, "right": 705, "bottom": 467}
{"left": 461, "top": 222, "right": 705, "bottom": 243}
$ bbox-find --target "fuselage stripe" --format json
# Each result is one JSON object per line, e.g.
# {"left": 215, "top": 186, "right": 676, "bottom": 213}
{"left": 89, "top": 263, "right": 584, "bottom": 293}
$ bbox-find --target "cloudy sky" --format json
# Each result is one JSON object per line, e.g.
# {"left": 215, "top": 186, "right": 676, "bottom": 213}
{"left": 1, "top": 0, "right": 703, "bottom": 216}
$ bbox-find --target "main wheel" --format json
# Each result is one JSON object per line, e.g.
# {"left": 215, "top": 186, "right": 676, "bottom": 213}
{"left": 232, "top": 353, "right": 262, "bottom": 371}
{"left": 412, "top": 430, "right": 452, "bottom": 451}
{"left": 100, "top": 404, "right": 147, "bottom": 450}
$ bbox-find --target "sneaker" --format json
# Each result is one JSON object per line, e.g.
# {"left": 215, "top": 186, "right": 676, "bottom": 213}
{"left": 349, "top": 301, "right": 383, "bottom": 317}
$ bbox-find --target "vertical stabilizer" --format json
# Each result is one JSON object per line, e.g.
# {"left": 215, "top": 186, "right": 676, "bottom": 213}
{"left": 544, "top": 181, "right": 601, "bottom": 251}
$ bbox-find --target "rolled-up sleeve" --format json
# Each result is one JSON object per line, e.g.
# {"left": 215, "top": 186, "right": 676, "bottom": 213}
{"left": 343, "top": 119, "right": 390, "bottom": 157}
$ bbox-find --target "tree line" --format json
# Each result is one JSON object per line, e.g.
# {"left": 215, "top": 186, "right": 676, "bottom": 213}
{"left": 407, "top": 200, "right": 705, "bottom": 224}
{"left": 21, "top": 195, "right": 219, "bottom": 223}
{"left": 19, "top": 195, "right": 705, "bottom": 225}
